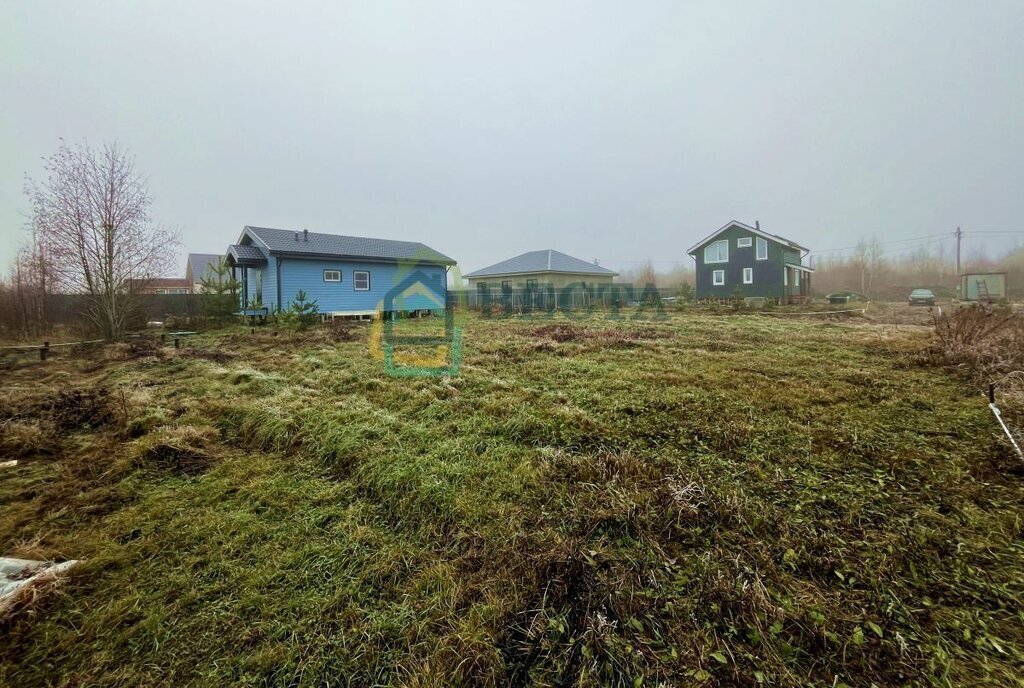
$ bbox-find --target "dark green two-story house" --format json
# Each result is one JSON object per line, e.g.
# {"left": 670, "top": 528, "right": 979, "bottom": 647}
{"left": 687, "top": 220, "right": 813, "bottom": 302}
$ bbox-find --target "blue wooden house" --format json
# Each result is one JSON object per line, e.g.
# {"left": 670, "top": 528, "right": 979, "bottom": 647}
{"left": 224, "top": 226, "right": 456, "bottom": 317}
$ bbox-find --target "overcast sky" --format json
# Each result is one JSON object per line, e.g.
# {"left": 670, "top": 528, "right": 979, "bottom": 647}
{"left": 2, "top": 1, "right": 1022, "bottom": 278}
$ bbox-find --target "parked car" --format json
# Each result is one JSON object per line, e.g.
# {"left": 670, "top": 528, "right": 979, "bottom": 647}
{"left": 908, "top": 288, "right": 936, "bottom": 306}
{"left": 825, "top": 291, "right": 867, "bottom": 304}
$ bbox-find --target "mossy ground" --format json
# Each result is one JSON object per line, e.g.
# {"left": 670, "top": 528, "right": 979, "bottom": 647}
{"left": 0, "top": 312, "right": 1021, "bottom": 687}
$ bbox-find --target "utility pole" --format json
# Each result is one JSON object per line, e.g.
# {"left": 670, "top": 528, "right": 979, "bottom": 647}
{"left": 955, "top": 226, "right": 962, "bottom": 277}
{"left": 955, "top": 226, "right": 963, "bottom": 299}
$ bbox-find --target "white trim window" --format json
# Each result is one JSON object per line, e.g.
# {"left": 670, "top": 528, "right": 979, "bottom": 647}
{"left": 737, "top": 237, "right": 752, "bottom": 248}
{"left": 323, "top": 269, "right": 341, "bottom": 282}
{"left": 793, "top": 270, "right": 800, "bottom": 287}
{"left": 784, "top": 269, "right": 788, "bottom": 286}
{"left": 704, "top": 240, "right": 729, "bottom": 264}
{"left": 756, "top": 237, "right": 769, "bottom": 260}
{"left": 743, "top": 267, "right": 753, "bottom": 284}
{"left": 353, "top": 270, "right": 370, "bottom": 291}
{"left": 712, "top": 269, "right": 725, "bottom": 286}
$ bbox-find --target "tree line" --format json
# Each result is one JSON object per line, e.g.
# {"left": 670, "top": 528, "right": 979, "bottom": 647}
{"left": 617, "top": 238, "right": 1023, "bottom": 301}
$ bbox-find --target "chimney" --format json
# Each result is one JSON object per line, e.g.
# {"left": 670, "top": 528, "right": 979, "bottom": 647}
{"left": 294, "top": 232, "right": 299, "bottom": 242}
{"left": 303, "top": 228, "right": 309, "bottom": 242}
{"left": 755, "top": 220, "right": 760, "bottom": 231}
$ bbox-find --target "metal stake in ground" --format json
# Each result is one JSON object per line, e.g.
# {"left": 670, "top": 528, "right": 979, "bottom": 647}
{"left": 988, "top": 383, "right": 1024, "bottom": 461}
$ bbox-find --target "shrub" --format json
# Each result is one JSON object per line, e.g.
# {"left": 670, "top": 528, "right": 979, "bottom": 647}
{"left": 929, "top": 304, "right": 1023, "bottom": 379}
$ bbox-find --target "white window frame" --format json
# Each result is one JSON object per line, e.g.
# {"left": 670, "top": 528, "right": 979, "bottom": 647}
{"left": 743, "top": 267, "right": 753, "bottom": 284}
{"left": 737, "top": 237, "right": 752, "bottom": 248}
{"left": 784, "top": 269, "right": 788, "bottom": 286}
{"left": 704, "top": 240, "right": 729, "bottom": 264}
{"left": 793, "top": 269, "right": 800, "bottom": 287}
{"left": 756, "top": 237, "right": 768, "bottom": 261}
{"left": 712, "top": 269, "right": 725, "bottom": 286}
{"left": 323, "top": 269, "right": 341, "bottom": 283}
{"left": 353, "top": 270, "right": 370, "bottom": 291}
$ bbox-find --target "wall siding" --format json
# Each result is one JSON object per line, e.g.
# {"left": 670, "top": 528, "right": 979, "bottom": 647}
{"left": 466, "top": 273, "right": 615, "bottom": 290}
{"left": 692, "top": 225, "right": 796, "bottom": 299}
{"left": 276, "top": 257, "right": 448, "bottom": 313}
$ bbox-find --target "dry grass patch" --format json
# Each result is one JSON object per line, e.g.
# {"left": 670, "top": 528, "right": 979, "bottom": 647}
{"left": 127, "top": 425, "right": 221, "bottom": 476}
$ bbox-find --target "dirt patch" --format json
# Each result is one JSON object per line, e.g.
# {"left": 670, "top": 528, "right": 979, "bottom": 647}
{"left": 0, "top": 421, "right": 59, "bottom": 459}
{"left": 47, "top": 388, "right": 114, "bottom": 432}
{"left": 129, "top": 425, "right": 220, "bottom": 475}
{"left": 530, "top": 323, "right": 668, "bottom": 347}
{"left": 325, "top": 320, "right": 365, "bottom": 342}
{"left": 0, "top": 385, "right": 116, "bottom": 459}
{"left": 500, "top": 548, "right": 607, "bottom": 687}
{"left": 177, "top": 347, "right": 237, "bottom": 364}
{"left": 862, "top": 301, "right": 942, "bottom": 326}
{"left": 226, "top": 321, "right": 367, "bottom": 348}
{"left": 122, "top": 338, "right": 166, "bottom": 360}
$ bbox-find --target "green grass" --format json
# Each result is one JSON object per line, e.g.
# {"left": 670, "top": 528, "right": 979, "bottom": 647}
{"left": 1, "top": 313, "right": 1022, "bottom": 687}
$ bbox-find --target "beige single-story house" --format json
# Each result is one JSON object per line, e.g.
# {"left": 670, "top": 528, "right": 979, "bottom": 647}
{"left": 463, "top": 249, "right": 617, "bottom": 290}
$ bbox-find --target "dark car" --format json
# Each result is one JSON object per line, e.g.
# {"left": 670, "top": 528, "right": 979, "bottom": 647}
{"left": 908, "top": 288, "right": 936, "bottom": 306}
{"left": 825, "top": 291, "right": 867, "bottom": 304}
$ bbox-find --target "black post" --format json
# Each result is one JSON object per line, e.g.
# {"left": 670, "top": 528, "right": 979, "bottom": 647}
{"left": 40, "top": 341, "right": 50, "bottom": 361}
{"left": 160, "top": 333, "right": 167, "bottom": 345}
{"left": 174, "top": 337, "right": 180, "bottom": 349}
{"left": 989, "top": 383, "right": 996, "bottom": 404}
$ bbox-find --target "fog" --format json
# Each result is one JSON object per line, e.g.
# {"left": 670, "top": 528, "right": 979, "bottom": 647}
{"left": 2, "top": 0, "right": 1022, "bottom": 277}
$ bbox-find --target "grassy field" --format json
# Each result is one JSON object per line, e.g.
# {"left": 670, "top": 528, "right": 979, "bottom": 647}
{"left": 1, "top": 311, "right": 1022, "bottom": 686}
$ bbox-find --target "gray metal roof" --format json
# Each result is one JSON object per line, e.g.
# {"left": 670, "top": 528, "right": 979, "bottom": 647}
{"left": 227, "top": 244, "right": 268, "bottom": 264}
{"left": 464, "top": 250, "right": 618, "bottom": 278}
{"left": 186, "top": 253, "right": 223, "bottom": 281}
{"left": 243, "top": 226, "right": 455, "bottom": 265}
{"left": 686, "top": 221, "right": 809, "bottom": 255}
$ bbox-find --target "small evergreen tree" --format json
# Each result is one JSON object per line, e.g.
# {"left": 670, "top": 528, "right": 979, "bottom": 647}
{"left": 675, "top": 282, "right": 694, "bottom": 302}
{"left": 199, "top": 259, "right": 241, "bottom": 319}
{"left": 287, "top": 290, "right": 319, "bottom": 330}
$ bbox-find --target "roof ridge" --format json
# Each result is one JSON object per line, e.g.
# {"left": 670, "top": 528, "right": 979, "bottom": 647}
{"left": 246, "top": 225, "right": 427, "bottom": 247}
{"left": 239, "top": 226, "right": 455, "bottom": 264}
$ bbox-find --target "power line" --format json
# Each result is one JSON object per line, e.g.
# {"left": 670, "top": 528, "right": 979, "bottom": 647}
{"left": 602, "top": 227, "right": 1019, "bottom": 268}
{"left": 812, "top": 232, "right": 951, "bottom": 255}
{"left": 813, "top": 236, "right": 952, "bottom": 262}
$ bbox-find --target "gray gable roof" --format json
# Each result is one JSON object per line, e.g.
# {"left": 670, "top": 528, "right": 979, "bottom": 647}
{"left": 687, "top": 221, "right": 809, "bottom": 255}
{"left": 227, "top": 244, "right": 268, "bottom": 264}
{"left": 464, "top": 250, "right": 618, "bottom": 278}
{"left": 243, "top": 226, "right": 455, "bottom": 265}
{"left": 186, "top": 253, "right": 224, "bottom": 281}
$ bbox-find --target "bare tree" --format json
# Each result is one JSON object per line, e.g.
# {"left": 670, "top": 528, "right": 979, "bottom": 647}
{"left": 850, "top": 236, "right": 884, "bottom": 297}
{"left": 25, "top": 140, "right": 177, "bottom": 338}
{"left": 865, "top": 235, "right": 884, "bottom": 297}
{"left": 0, "top": 225, "right": 53, "bottom": 338}
{"left": 635, "top": 259, "right": 658, "bottom": 288}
